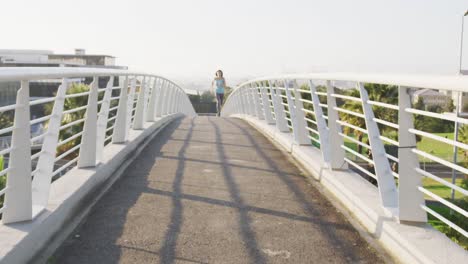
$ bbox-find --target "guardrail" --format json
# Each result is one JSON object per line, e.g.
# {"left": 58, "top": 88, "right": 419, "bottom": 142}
{"left": 221, "top": 73, "right": 468, "bottom": 246}
{"left": 0, "top": 67, "right": 196, "bottom": 224}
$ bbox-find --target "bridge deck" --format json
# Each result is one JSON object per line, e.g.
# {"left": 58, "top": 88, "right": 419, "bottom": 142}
{"left": 52, "top": 117, "right": 383, "bottom": 264}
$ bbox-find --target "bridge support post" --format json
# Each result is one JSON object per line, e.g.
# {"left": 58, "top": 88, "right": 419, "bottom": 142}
{"left": 260, "top": 81, "right": 275, "bottom": 124}
{"left": 163, "top": 84, "right": 173, "bottom": 115}
{"left": 309, "top": 80, "right": 330, "bottom": 163}
{"left": 237, "top": 88, "right": 246, "bottom": 115}
{"left": 78, "top": 78, "right": 99, "bottom": 168}
{"left": 32, "top": 79, "right": 69, "bottom": 213}
{"left": 147, "top": 77, "right": 158, "bottom": 122}
{"left": 242, "top": 87, "right": 253, "bottom": 116}
{"left": 326, "top": 81, "right": 347, "bottom": 170}
{"left": 2, "top": 80, "right": 33, "bottom": 224}
{"left": 113, "top": 76, "right": 129, "bottom": 143}
{"left": 169, "top": 84, "right": 176, "bottom": 114}
{"left": 156, "top": 80, "right": 166, "bottom": 117}
{"left": 133, "top": 77, "right": 148, "bottom": 130}
{"left": 358, "top": 83, "right": 398, "bottom": 211}
{"left": 96, "top": 76, "right": 115, "bottom": 162}
{"left": 127, "top": 78, "right": 137, "bottom": 130}
{"left": 397, "top": 86, "right": 427, "bottom": 223}
{"left": 251, "top": 83, "right": 264, "bottom": 119}
{"left": 284, "top": 79, "right": 309, "bottom": 145}
{"left": 291, "top": 80, "right": 310, "bottom": 145}
{"left": 270, "top": 80, "right": 289, "bottom": 132}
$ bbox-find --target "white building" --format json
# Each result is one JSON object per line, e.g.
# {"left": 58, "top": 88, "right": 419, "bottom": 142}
{"left": 412, "top": 88, "right": 450, "bottom": 107}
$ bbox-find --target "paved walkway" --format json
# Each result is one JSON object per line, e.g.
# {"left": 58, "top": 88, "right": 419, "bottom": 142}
{"left": 52, "top": 117, "right": 384, "bottom": 264}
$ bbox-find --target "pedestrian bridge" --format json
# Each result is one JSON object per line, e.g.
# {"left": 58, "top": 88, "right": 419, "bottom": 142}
{"left": 0, "top": 68, "right": 467, "bottom": 263}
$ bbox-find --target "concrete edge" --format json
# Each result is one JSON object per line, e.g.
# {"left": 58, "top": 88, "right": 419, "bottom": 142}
{"left": 232, "top": 114, "right": 468, "bottom": 264}
{"left": 0, "top": 114, "right": 183, "bottom": 264}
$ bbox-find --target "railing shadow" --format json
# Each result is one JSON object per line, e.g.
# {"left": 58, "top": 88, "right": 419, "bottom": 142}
{"left": 207, "top": 117, "right": 267, "bottom": 264}
{"left": 52, "top": 117, "right": 196, "bottom": 264}
{"left": 223, "top": 118, "right": 363, "bottom": 261}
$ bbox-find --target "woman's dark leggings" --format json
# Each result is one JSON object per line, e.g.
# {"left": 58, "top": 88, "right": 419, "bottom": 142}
{"left": 216, "top": 93, "right": 224, "bottom": 116}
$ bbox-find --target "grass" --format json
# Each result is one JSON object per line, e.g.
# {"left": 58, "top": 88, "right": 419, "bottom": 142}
{"left": 417, "top": 133, "right": 454, "bottom": 162}
{"left": 428, "top": 202, "right": 468, "bottom": 250}
{"left": 342, "top": 132, "right": 457, "bottom": 162}
{"left": 422, "top": 177, "right": 464, "bottom": 200}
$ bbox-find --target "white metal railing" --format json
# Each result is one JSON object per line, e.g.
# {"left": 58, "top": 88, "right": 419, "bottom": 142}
{"left": 0, "top": 67, "right": 196, "bottom": 224}
{"left": 221, "top": 73, "right": 468, "bottom": 245}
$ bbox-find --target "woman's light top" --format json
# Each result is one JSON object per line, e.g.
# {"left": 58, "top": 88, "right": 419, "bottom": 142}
{"left": 215, "top": 79, "right": 225, "bottom": 94}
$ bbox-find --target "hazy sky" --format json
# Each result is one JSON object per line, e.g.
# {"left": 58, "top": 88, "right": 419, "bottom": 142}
{"left": 1, "top": 0, "right": 467, "bottom": 88}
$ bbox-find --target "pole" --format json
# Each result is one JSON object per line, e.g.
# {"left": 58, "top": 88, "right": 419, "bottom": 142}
{"left": 451, "top": 92, "right": 461, "bottom": 202}
{"left": 460, "top": 14, "right": 466, "bottom": 74}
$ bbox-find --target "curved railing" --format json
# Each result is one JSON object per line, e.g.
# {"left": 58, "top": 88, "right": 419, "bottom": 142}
{"left": 222, "top": 73, "right": 468, "bottom": 245}
{"left": 0, "top": 67, "right": 196, "bottom": 224}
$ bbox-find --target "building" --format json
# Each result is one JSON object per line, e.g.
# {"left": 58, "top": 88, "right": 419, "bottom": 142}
{"left": 411, "top": 88, "right": 451, "bottom": 108}
{"left": 0, "top": 49, "right": 125, "bottom": 69}
{"left": 0, "top": 49, "right": 126, "bottom": 106}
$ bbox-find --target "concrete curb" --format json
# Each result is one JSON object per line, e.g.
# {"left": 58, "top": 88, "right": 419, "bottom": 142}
{"left": 0, "top": 114, "right": 183, "bottom": 264}
{"left": 233, "top": 114, "right": 468, "bottom": 264}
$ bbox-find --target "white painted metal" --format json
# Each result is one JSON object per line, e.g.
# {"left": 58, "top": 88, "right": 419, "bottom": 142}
{"left": 358, "top": 83, "right": 397, "bottom": 210}
{"left": 221, "top": 72, "right": 468, "bottom": 240}
{"left": 0, "top": 68, "right": 195, "bottom": 224}
{"left": 2, "top": 81, "right": 33, "bottom": 223}
{"left": 269, "top": 81, "right": 289, "bottom": 132}
{"left": 309, "top": 80, "right": 330, "bottom": 163}
{"left": 133, "top": 77, "right": 148, "bottom": 130}
{"left": 259, "top": 81, "right": 275, "bottom": 124}
{"left": 78, "top": 78, "right": 99, "bottom": 168}
{"left": 398, "top": 86, "right": 427, "bottom": 222}
{"left": 155, "top": 79, "right": 165, "bottom": 117}
{"left": 147, "top": 77, "right": 158, "bottom": 122}
{"left": 290, "top": 80, "right": 310, "bottom": 145}
{"left": 113, "top": 76, "right": 129, "bottom": 143}
{"left": 96, "top": 76, "right": 115, "bottom": 161}
{"left": 127, "top": 78, "right": 137, "bottom": 129}
{"left": 251, "top": 84, "right": 264, "bottom": 119}
{"left": 32, "top": 79, "right": 69, "bottom": 210}
{"left": 326, "top": 81, "right": 347, "bottom": 170}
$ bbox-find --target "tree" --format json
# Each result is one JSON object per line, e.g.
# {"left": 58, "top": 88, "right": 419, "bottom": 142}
{"left": 200, "top": 91, "right": 215, "bottom": 103}
{"left": 44, "top": 83, "right": 91, "bottom": 158}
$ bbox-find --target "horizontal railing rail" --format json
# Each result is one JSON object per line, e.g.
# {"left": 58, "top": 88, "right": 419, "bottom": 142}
{"left": 0, "top": 67, "right": 196, "bottom": 224}
{"left": 221, "top": 73, "right": 468, "bottom": 248}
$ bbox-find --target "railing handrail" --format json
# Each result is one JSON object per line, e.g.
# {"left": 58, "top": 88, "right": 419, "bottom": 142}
{"left": 0, "top": 67, "right": 176, "bottom": 85}
{"left": 0, "top": 69, "right": 196, "bottom": 224}
{"left": 233, "top": 73, "right": 468, "bottom": 92}
{"left": 221, "top": 73, "right": 468, "bottom": 250}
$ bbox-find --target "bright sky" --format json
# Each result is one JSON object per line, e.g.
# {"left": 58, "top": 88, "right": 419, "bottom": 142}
{"left": 1, "top": 0, "right": 467, "bottom": 88}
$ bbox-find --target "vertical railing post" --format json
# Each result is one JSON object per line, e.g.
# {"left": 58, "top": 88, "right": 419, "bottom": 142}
{"left": 78, "top": 77, "right": 99, "bottom": 168}
{"left": 32, "top": 79, "right": 69, "bottom": 211}
{"left": 245, "top": 87, "right": 255, "bottom": 116}
{"left": 270, "top": 80, "right": 289, "bottom": 132}
{"left": 398, "top": 86, "right": 427, "bottom": 223}
{"left": 241, "top": 88, "right": 251, "bottom": 116}
{"left": 176, "top": 88, "right": 181, "bottom": 113}
{"left": 113, "top": 76, "right": 129, "bottom": 143}
{"left": 164, "top": 83, "right": 173, "bottom": 115}
{"left": 133, "top": 77, "right": 148, "bottom": 130}
{"left": 326, "top": 80, "right": 347, "bottom": 170}
{"left": 156, "top": 79, "right": 165, "bottom": 117}
{"left": 252, "top": 83, "right": 264, "bottom": 119}
{"left": 2, "top": 80, "right": 33, "bottom": 223}
{"left": 291, "top": 80, "right": 310, "bottom": 145}
{"left": 260, "top": 81, "right": 275, "bottom": 124}
{"left": 238, "top": 89, "right": 246, "bottom": 115}
{"left": 358, "top": 83, "right": 398, "bottom": 210}
{"left": 96, "top": 76, "right": 115, "bottom": 162}
{"left": 309, "top": 80, "right": 330, "bottom": 163}
{"left": 127, "top": 77, "right": 137, "bottom": 130}
{"left": 147, "top": 77, "right": 158, "bottom": 122}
